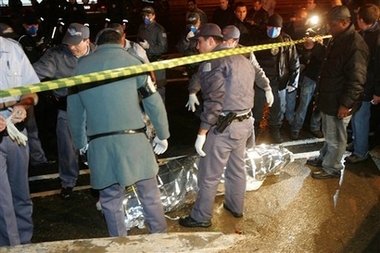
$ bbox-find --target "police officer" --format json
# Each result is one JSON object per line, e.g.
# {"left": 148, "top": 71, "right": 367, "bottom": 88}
{"left": 137, "top": 6, "right": 168, "bottom": 101}
{"left": 179, "top": 23, "right": 255, "bottom": 227}
{"left": 33, "top": 23, "right": 95, "bottom": 199}
{"left": 67, "top": 28, "right": 169, "bottom": 237}
{"left": 176, "top": 13, "right": 202, "bottom": 112}
{"left": 0, "top": 36, "right": 39, "bottom": 246}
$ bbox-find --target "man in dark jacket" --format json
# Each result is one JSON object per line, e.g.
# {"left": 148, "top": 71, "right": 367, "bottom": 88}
{"left": 230, "top": 2, "right": 254, "bottom": 46}
{"left": 254, "top": 14, "right": 300, "bottom": 143}
{"left": 246, "top": 0, "right": 269, "bottom": 38}
{"left": 345, "top": 4, "right": 380, "bottom": 164}
{"left": 306, "top": 5, "right": 369, "bottom": 179}
{"left": 212, "top": 0, "right": 234, "bottom": 29}
{"left": 137, "top": 6, "right": 168, "bottom": 101}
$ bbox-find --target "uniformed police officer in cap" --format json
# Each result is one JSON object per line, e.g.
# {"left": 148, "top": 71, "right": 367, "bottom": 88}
{"left": 179, "top": 23, "right": 255, "bottom": 227}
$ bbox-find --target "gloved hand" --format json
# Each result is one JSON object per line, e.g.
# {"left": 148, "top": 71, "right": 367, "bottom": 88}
{"left": 195, "top": 134, "right": 206, "bottom": 157}
{"left": 5, "top": 115, "right": 28, "bottom": 146}
{"left": 36, "top": 36, "right": 44, "bottom": 47}
{"left": 265, "top": 90, "right": 274, "bottom": 107}
{"left": 186, "top": 31, "right": 195, "bottom": 41}
{"left": 152, "top": 136, "right": 168, "bottom": 155}
{"left": 287, "top": 86, "right": 296, "bottom": 93}
{"left": 139, "top": 39, "right": 150, "bottom": 49}
{"left": 185, "top": 93, "right": 200, "bottom": 112}
{"left": 79, "top": 144, "right": 89, "bottom": 165}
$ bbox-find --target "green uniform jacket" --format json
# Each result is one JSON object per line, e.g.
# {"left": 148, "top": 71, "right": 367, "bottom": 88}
{"left": 67, "top": 44, "right": 170, "bottom": 189}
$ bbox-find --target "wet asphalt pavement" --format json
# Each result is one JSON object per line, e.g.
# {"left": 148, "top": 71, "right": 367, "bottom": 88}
{"left": 0, "top": 4, "right": 378, "bottom": 251}
{"left": 23, "top": 66, "right": 380, "bottom": 252}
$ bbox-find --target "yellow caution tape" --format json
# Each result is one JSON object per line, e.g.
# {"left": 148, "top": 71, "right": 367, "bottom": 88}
{"left": 0, "top": 35, "right": 331, "bottom": 98}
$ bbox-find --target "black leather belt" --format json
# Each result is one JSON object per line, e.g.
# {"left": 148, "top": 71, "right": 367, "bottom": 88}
{"left": 88, "top": 127, "right": 146, "bottom": 142}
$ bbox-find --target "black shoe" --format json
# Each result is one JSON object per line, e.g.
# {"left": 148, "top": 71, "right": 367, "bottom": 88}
{"left": 30, "top": 159, "right": 57, "bottom": 169}
{"left": 346, "top": 142, "right": 354, "bottom": 152}
{"left": 60, "top": 187, "right": 73, "bottom": 199}
{"left": 310, "top": 130, "right": 324, "bottom": 138}
{"left": 306, "top": 158, "right": 323, "bottom": 167}
{"left": 223, "top": 202, "right": 243, "bottom": 218}
{"left": 345, "top": 154, "right": 368, "bottom": 164}
{"left": 311, "top": 169, "right": 340, "bottom": 179}
{"left": 270, "top": 129, "right": 283, "bottom": 143}
{"left": 179, "top": 215, "right": 212, "bottom": 228}
{"left": 290, "top": 131, "right": 299, "bottom": 140}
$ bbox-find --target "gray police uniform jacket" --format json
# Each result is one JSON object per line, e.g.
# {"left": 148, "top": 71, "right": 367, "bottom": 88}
{"left": 67, "top": 44, "right": 170, "bottom": 189}
{"left": 33, "top": 44, "right": 95, "bottom": 98}
{"left": 199, "top": 44, "right": 255, "bottom": 130}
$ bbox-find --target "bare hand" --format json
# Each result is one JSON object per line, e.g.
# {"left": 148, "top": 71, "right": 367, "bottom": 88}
{"left": 10, "top": 105, "right": 27, "bottom": 123}
{"left": 372, "top": 95, "right": 380, "bottom": 105}
{"left": 0, "top": 115, "right": 6, "bottom": 132}
{"left": 337, "top": 105, "right": 351, "bottom": 119}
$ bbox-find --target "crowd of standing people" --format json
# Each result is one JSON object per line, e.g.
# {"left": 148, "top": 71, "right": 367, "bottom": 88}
{"left": 1, "top": 0, "right": 380, "bottom": 247}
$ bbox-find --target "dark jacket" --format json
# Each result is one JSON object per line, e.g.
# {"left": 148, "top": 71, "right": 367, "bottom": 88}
{"left": 230, "top": 17, "right": 253, "bottom": 46}
{"left": 212, "top": 6, "right": 234, "bottom": 29}
{"left": 360, "top": 22, "right": 380, "bottom": 101}
{"left": 246, "top": 7, "right": 269, "bottom": 33}
{"left": 254, "top": 32, "right": 300, "bottom": 90}
{"left": 314, "top": 24, "right": 369, "bottom": 116}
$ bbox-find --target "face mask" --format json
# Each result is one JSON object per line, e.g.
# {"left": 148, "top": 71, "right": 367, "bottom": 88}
{"left": 226, "top": 41, "right": 238, "bottom": 49}
{"left": 267, "top": 27, "right": 281, "bottom": 38}
{"left": 144, "top": 17, "right": 151, "bottom": 25}
{"left": 27, "top": 26, "right": 38, "bottom": 36}
{"left": 190, "top": 26, "right": 197, "bottom": 33}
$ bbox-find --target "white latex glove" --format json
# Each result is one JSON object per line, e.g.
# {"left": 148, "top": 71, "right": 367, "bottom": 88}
{"left": 185, "top": 93, "right": 200, "bottom": 112}
{"left": 36, "top": 36, "right": 44, "bottom": 47}
{"left": 265, "top": 90, "right": 274, "bottom": 107}
{"left": 139, "top": 39, "right": 150, "bottom": 49}
{"left": 195, "top": 134, "right": 206, "bottom": 157}
{"left": 5, "top": 115, "right": 28, "bottom": 146}
{"left": 79, "top": 144, "right": 89, "bottom": 165}
{"left": 186, "top": 31, "right": 195, "bottom": 41}
{"left": 287, "top": 86, "right": 296, "bottom": 93}
{"left": 152, "top": 136, "right": 168, "bottom": 155}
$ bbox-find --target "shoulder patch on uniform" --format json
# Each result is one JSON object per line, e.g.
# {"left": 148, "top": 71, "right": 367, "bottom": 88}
{"left": 202, "top": 62, "right": 211, "bottom": 72}
{"left": 162, "top": 33, "right": 167, "bottom": 38}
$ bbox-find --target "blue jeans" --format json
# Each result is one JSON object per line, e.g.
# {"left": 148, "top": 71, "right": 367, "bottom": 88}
{"left": 351, "top": 101, "right": 371, "bottom": 158}
{"left": 253, "top": 84, "right": 285, "bottom": 129}
{"left": 291, "top": 76, "right": 321, "bottom": 132}
{"left": 318, "top": 112, "right": 351, "bottom": 174}
{"left": 285, "top": 89, "right": 297, "bottom": 124}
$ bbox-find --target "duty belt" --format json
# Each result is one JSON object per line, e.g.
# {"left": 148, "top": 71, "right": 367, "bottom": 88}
{"left": 88, "top": 127, "right": 147, "bottom": 142}
{"left": 219, "top": 111, "right": 252, "bottom": 123}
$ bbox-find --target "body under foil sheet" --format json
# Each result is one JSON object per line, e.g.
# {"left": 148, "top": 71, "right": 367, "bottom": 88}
{"left": 122, "top": 145, "right": 293, "bottom": 230}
